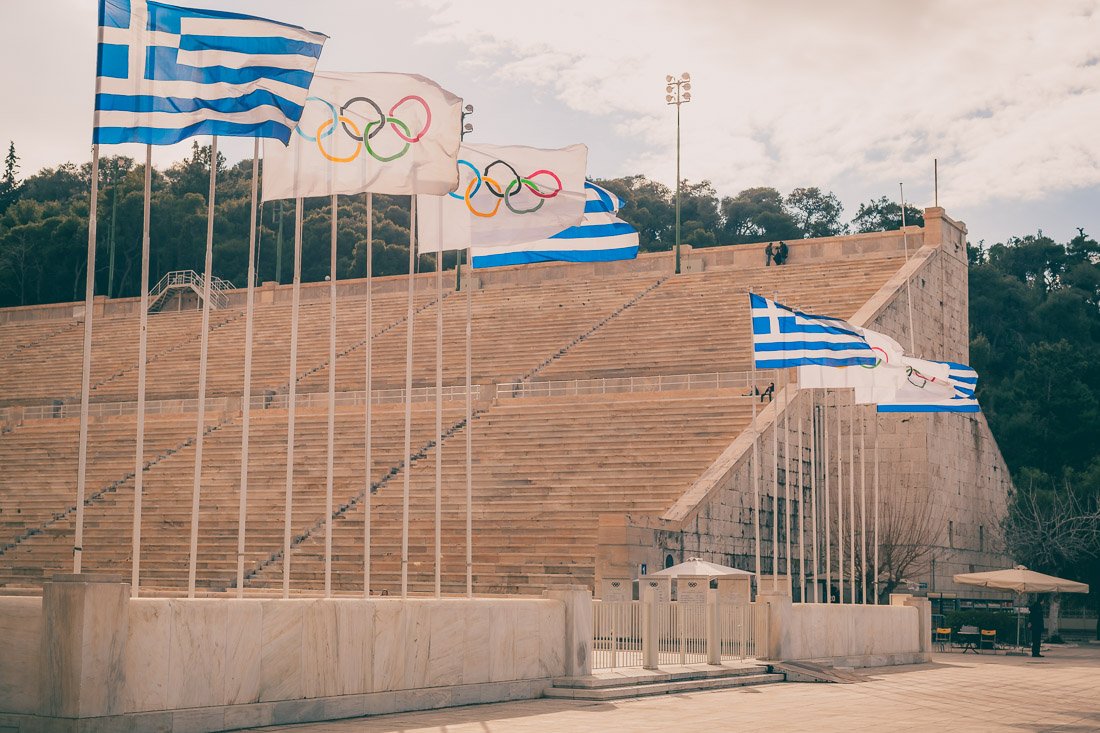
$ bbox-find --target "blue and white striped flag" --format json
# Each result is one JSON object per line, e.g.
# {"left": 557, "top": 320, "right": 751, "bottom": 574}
{"left": 877, "top": 360, "right": 980, "bottom": 413}
{"left": 94, "top": 0, "right": 326, "bottom": 146}
{"left": 470, "top": 182, "right": 640, "bottom": 268}
{"left": 750, "top": 293, "right": 876, "bottom": 368}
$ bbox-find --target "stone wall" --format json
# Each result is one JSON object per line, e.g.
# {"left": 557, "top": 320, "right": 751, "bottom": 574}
{"left": 0, "top": 577, "right": 577, "bottom": 732}
{"left": 597, "top": 209, "right": 1013, "bottom": 596}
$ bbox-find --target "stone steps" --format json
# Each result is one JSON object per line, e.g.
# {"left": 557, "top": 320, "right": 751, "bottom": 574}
{"left": 545, "top": 663, "right": 784, "bottom": 700}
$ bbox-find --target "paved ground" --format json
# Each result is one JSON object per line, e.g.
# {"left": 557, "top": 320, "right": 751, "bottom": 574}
{"left": 258, "top": 645, "right": 1100, "bottom": 733}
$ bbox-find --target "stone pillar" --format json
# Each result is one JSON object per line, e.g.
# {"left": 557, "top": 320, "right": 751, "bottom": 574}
{"left": 545, "top": 586, "right": 592, "bottom": 678}
{"left": 754, "top": 586, "right": 793, "bottom": 661}
{"left": 706, "top": 590, "right": 721, "bottom": 665}
{"left": 641, "top": 587, "right": 659, "bottom": 670}
{"left": 892, "top": 593, "right": 933, "bottom": 658}
{"left": 42, "top": 574, "right": 130, "bottom": 718}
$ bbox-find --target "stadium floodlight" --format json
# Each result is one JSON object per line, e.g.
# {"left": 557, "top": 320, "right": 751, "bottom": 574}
{"left": 461, "top": 104, "right": 475, "bottom": 140}
{"left": 664, "top": 72, "right": 693, "bottom": 275}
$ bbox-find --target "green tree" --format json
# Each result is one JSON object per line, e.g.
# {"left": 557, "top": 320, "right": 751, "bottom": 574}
{"left": 785, "top": 187, "right": 846, "bottom": 238}
{"left": 719, "top": 186, "right": 802, "bottom": 243}
{"left": 0, "top": 141, "right": 21, "bottom": 212}
{"left": 850, "top": 196, "right": 924, "bottom": 233}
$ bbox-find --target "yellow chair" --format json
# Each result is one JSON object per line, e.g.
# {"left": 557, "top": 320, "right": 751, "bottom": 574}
{"left": 979, "top": 629, "right": 997, "bottom": 651}
{"left": 934, "top": 627, "right": 952, "bottom": 651}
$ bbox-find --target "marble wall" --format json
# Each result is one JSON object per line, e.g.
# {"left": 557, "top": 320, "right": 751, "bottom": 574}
{"left": 0, "top": 596, "right": 42, "bottom": 715}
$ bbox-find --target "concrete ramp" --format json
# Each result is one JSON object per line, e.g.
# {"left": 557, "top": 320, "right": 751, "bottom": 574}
{"left": 770, "top": 660, "right": 870, "bottom": 684}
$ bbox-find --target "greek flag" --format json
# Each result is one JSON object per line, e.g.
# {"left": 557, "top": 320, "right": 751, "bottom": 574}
{"left": 470, "top": 182, "right": 640, "bottom": 268}
{"left": 877, "top": 360, "right": 980, "bottom": 413}
{"left": 750, "top": 293, "right": 876, "bottom": 368}
{"left": 94, "top": 0, "right": 326, "bottom": 146}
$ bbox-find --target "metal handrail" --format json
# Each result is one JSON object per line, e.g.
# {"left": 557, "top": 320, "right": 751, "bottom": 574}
{"left": 496, "top": 370, "right": 775, "bottom": 399}
{"left": 148, "top": 270, "right": 235, "bottom": 311}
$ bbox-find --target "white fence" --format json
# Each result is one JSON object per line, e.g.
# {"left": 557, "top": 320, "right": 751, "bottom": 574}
{"left": 19, "top": 385, "right": 484, "bottom": 421}
{"left": 592, "top": 599, "right": 759, "bottom": 670}
{"left": 496, "top": 370, "right": 775, "bottom": 400}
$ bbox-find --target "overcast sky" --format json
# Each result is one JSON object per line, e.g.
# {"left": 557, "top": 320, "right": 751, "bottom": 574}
{"left": 2, "top": 0, "right": 1097, "bottom": 245}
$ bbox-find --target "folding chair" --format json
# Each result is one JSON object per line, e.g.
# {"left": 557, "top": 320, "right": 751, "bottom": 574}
{"left": 934, "top": 627, "right": 952, "bottom": 652}
{"left": 979, "top": 629, "right": 996, "bottom": 652}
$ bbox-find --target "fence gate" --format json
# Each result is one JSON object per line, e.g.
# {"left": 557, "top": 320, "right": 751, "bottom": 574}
{"left": 592, "top": 599, "right": 758, "bottom": 670}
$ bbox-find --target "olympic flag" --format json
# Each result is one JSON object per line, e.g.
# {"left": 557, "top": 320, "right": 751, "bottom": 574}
{"left": 262, "top": 72, "right": 463, "bottom": 200}
{"left": 470, "top": 182, "right": 640, "bottom": 268}
{"left": 416, "top": 143, "right": 588, "bottom": 252}
{"left": 94, "top": 0, "right": 327, "bottom": 145}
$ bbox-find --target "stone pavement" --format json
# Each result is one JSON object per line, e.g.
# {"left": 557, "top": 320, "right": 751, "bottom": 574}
{"left": 255, "top": 645, "right": 1100, "bottom": 733}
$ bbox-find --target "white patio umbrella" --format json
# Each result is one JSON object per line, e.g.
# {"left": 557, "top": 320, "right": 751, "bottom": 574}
{"left": 953, "top": 565, "right": 1089, "bottom": 648}
{"left": 652, "top": 557, "right": 755, "bottom": 577}
{"left": 953, "top": 565, "right": 1089, "bottom": 594}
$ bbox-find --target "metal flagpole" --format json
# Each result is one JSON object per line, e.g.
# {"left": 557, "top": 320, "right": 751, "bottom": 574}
{"left": 324, "top": 194, "right": 338, "bottom": 598}
{"left": 810, "top": 390, "right": 819, "bottom": 602}
{"left": 187, "top": 136, "right": 219, "bottom": 598}
{"left": 464, "top": 246, "right": 474, "bottom": 598}
{"left": 130, "top": 144, "right": 152, "bottom": 596}
{"left": 771, "top": 370, "right": 780, "bottom": 591}
{"left": 283, "top": 197, "right": 304, "bottom": 599}
{"left": 364, "top": 192, "right": 374, "bottom": 598}
{"left": 73, "top": 143, "right": 101, "bottom": 575}
{"left": 751, "top": 355, "right": 761, "bottom": 582}
{"left": 401, "top": 197, "right": 417, "bottom": 598}
{"left": 434, "top": 218, "right": 443, "bottom": 599}
{"left": 236, "top": 139, "right": 260, "bottom": 598}
{"left": 836, "top": 392, "right": 844, "bottom": 603}
{"left": 860, "top": 405, "right": 867, "bottom": 604}
{"left": 823, "top": 389, "right": 831, "bottom": 602}
{"left": 784, "top": 373, "right": 792, "bottom": 589}
{"left": 873, "top": 410, "right": 880, "bottom": 604}
{"left": 900, "top": 183, "right": 916, "bottom": 354}
{"left": 848, "top": 399, "right": 856, "bottom": 605}
{"left": 798, "top": 392, "right": 805, "bottom": 602}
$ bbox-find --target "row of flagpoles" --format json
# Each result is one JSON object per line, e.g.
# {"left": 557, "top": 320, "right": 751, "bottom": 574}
{"left": 80, "top": 0, "right": 641, "bottom": 599}
{"left": 747, "top": 291, "right": 980, "bottom": 603}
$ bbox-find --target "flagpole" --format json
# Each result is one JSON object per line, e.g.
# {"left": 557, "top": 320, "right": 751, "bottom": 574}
{"left": 836, "top": 393, "right": 844, "bottom": 603}
{"left": 364, "top": 192, "right": 374, "bottom": 598}
{"left": 434, "top": 214, "right": 443, "bottom": 599}
{"left": 810, "top": 389, "right": 819, "bottom": 602}
{"left": 771, "top": 368, "right": 780, "bottom": 592}
{"left": 823, "top": 389, "right": 831, "bottom": 602}
{"left": 73, "top": 143, "right": 100, "bottom": 575}
{"left": 130, "top": 144, "right": 152, "bottom": 596}
{"left": 784, "top": 371, "right": 792, "bottom": 591}
{"left": 751, "top": 354, "right": 761, "bottom": 585}
{"left": 848, "top": 398, "right": 856, "bottom": 604}
{"left": 798, "top": 391, "right": 806, "bottom": 602}
{"left": 236, "top": 139, "right": 259, "bottom": 598}
{"left": 283, "top": 196, "right": 303, "bottom": 599}
{"left": 187, "top": 135, "right": 218, "bottom": 598}
{"left": 873, "top": 409, "right": 880, "bottom": 604}
{"left": 324, "top": 194, "right": 338, "bottom": 598}
{"left": 401, "top": 197, "right": 417, "bottom": 598}
{"left": 465, "top": 246, "right": 474, "bottom": 598}
{"left": 860, "top": 404, "right": 868, "bottom": 604}
{"left": 900, "top": 183, "right": 915, "bottom": 354}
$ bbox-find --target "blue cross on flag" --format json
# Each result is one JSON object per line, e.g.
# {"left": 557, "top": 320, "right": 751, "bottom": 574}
{"left": 749, "top": 293, "right": 876, "bottom": 368}
{"left": 94, "top": 0, "right": 327, "bottom": 145}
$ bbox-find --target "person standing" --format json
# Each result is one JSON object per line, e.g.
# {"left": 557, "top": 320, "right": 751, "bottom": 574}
{"left": 765, "top": 242, "right": 775, "bottom": 266}
{"left": 776, "top": 240, "right": 789, "bottom": 265}
{"left": 1028, "top": 596, "right": 1045, "bottom": 657}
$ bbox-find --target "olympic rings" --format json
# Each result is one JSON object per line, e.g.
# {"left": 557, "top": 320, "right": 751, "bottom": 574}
{"left": 859, "top": 345, "right": 890, "bottom": 369}
{"left": 293, "top": 94, "right": 431, "bottom": 163}
{"left": 447, "top": 158, "right": 563, "bottom": 218}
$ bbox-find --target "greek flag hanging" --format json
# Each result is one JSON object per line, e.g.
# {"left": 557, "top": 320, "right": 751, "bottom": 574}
{"left": 94, "top": 0, "right": 327, "bottom": 145}
{"left": 749, "top": 293, "right": 876, "bottom": 368}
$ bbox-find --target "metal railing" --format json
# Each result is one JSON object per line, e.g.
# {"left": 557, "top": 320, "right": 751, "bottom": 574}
{"left": 592, "top": 598, "right": 759, "bottom": 670}
{"left": 19, "top": 385, "right": 483, "bottom": 421}
{"left": 497, "top": 370, "right": 775, "bottom": 400}
{"left": 593, "top": 601, "right": 644, "bottom": 670}
{"left": 149, "top": 270, "right": 235, "bottom": 311}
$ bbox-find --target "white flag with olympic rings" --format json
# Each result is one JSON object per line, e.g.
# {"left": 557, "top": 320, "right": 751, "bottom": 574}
{"left": 416, "top": 142, "right": 588, "bottom": 252}
{"left": 262, "top": 71, "right": 463, "bottom": 200}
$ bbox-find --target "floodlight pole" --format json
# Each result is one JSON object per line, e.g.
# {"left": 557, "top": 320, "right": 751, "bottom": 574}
{"left": 665, "top": 73, "right": 691, "bottom": 275}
